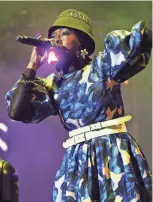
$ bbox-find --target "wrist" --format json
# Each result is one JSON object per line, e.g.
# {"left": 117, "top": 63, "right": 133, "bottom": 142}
{"left": 22, "top": 68, "right": 36, "bottom": 80}
{"left": 27, "top": 62, "right": 39, "bottom": 71}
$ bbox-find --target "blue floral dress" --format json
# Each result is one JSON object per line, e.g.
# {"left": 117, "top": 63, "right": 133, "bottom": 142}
{"left": 6, "top": 21, "right": 152, "bottom": 202}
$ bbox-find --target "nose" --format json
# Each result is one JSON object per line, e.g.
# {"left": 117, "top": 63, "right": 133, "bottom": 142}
{"left": 55, "top": 37, "right": 62, "bottom": 45}
{"left": 55, "top": 39, "right": 60, "bottom": 44}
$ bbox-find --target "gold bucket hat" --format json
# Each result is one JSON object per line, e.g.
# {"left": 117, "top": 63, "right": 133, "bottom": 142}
{"left": 48, "top": 9, "right": 95, "bottom": 54}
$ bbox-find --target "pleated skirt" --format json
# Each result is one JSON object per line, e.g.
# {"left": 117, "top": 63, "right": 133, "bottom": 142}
{"left": 53, "top": 133, "right": 152, "bottom": 202}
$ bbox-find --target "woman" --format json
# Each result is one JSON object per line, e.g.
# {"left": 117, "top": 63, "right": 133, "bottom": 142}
{"left": 5, "top": 9, "right": 152, "bottom": 202}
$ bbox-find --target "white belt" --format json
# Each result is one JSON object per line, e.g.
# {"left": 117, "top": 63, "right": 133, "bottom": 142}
{"left": 63, "top": 115, "right": 132, "bottom": 149}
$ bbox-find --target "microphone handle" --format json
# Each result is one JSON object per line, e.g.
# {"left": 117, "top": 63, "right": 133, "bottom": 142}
{"left": 16, "top": 35, "right": 51, "bottom": 48}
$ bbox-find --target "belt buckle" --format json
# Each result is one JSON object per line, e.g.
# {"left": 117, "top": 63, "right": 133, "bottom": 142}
{"left": 74, "top": 133, "right": 86, "bottom": 144}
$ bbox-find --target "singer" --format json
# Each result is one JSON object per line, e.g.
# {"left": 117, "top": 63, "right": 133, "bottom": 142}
{"left": 5, "top": 9, "right": 152, "bottom": 202}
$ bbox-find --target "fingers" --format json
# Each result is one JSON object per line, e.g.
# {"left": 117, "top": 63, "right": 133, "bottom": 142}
{"left": 35, "top": 33, "right": 42, "bottom": 39}
{"left": 30, "top": 33, "right": 57, "bottom": 65}
{"left": 35, "top": 33, "right": 57, "bottom": 47}
{"left": 35, "top": 47, "right": 45, "bottom": 56}
{"left": 32, "top": 33, "right": 46, "bottom": 56}
{"left": 28, "top": 33, "right": 49, "bottom": 69}
{"left": 40, "top": 51, "right": 48, "bottom": 63}
{"left": 35, "top": 33, "right": 55, "bottom": 43}
{"left": 35, "top": 34, "right": 48, "bottom": 64}
{"left": 41, "top": 37, "right": 57, "bottom": 47}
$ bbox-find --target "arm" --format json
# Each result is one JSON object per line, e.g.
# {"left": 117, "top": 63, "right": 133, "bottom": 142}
{"left": 5, "top": 35, "right": 58, "bottom": 123}
{"left": 101, "top": 21, "right": 152, "bottom": 83}
{"left": 5, "top": 69, "right": 58, "bottom": 123}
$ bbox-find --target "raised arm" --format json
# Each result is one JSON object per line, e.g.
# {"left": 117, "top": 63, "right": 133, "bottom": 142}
{"left": 101, "top": 21, "right": 152, "bottom": 83}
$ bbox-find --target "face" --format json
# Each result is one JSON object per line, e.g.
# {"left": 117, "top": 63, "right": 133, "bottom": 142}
{"left": 51, "top": 28, "right": 81, "bottom": 53}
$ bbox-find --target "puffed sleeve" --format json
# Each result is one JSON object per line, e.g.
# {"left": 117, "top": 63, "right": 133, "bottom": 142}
{"left": 5, "top": 73, "right": 59, "bottom": 123}
{"left": 101, "top": 21, "right": 152, "bottom": 83}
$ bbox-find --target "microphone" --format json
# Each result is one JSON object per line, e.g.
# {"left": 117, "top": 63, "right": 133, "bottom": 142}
{"left": 16, "top": 35, "right": 52, "bottom": 48}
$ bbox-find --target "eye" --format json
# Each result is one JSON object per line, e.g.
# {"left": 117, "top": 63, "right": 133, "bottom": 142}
{"left": 61, "top": 31, "right": 71, "bottom": 36}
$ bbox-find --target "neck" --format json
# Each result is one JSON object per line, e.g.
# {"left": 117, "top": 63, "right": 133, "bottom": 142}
{"left": 55, "top": 47, "right": 92, "bottom": 75}
{"left": 63, "top": 54, "right": 92, "bottom": 74}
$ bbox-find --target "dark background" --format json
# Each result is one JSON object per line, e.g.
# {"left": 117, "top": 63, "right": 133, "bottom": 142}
{"left": 0, "top": 2, "right": 152, "bottom": 202}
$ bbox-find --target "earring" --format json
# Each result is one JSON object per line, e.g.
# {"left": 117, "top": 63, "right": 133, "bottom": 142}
{"left": 80, "top": 49, "right": 88, "bottom": 59}
{"left": 76, "top": 47, "right": 89, "bottom": 59}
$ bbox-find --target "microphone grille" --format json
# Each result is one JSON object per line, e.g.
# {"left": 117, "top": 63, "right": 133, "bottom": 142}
{"left": 16, "top": 35, "right": 24, "bottom": 42}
